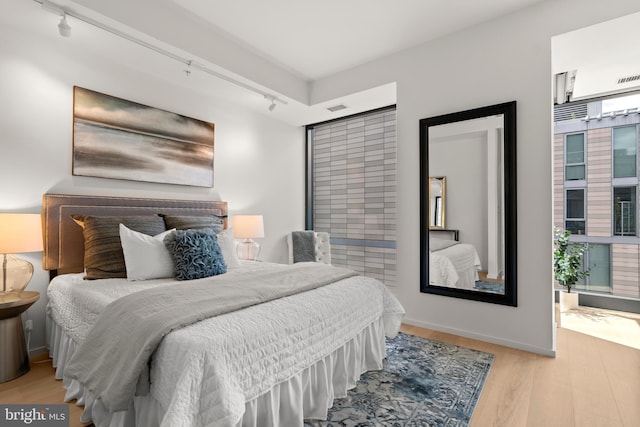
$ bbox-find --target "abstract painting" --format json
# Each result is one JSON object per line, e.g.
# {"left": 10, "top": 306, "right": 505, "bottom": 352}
{"left": 72, "top": 86, "right": 215, "bottom": 187}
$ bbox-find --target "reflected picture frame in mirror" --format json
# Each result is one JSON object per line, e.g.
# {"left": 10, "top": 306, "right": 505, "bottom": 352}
{"left": 429, "top": 176, "right": 446, "bottom": 229}
{"left": 419, "top": 101, "right": 517, "bottom": 306}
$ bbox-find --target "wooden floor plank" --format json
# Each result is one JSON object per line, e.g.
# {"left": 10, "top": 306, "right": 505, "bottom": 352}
{"left": 471, "top": 350, "right": 535, "bottom": 427}
{"left": 526, "top": 330, "right": 574, "bottom": 427}
{"left": 595, "top": 337, "right": 640, "bottom": 427}
{"left": 567, "top": 329, "right": 624, "bottom": 427}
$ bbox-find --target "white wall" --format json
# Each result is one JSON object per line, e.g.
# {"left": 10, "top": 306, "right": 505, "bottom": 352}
{"left": 311, "top": 0, "right": 640, "bottom": 355}
{"left": 0, "top": 16, "right": 304, "bottom": 355}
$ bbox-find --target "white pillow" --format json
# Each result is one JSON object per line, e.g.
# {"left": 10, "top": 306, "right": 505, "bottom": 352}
{"left": 119, "top": 224, "right": 175, "bottom": 281}
{"left": 216, "top": 228, "right": 241, "bottom": 269}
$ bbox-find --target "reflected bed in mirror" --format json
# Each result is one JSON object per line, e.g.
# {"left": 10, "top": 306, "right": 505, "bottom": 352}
{"left": 420, "top": 101, "right": 517, "bottom": 306}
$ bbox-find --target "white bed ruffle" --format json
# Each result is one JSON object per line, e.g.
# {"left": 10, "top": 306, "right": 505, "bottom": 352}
{"left": 48, "top": 315, "right": 389, "bottom": 427}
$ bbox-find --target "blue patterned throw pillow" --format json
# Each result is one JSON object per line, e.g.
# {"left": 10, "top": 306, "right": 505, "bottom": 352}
{"left": 163, "top": 229, "right": 227, "bottom": 280}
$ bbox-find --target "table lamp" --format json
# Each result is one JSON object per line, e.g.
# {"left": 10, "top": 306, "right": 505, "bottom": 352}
{"left": 232, "top": 215, "right": 264, "bottom": 261}
{"left": 0, "top": 213, "right": 43, "bottom": 294}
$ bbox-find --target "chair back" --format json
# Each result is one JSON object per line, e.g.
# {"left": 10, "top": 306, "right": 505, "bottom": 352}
{"left": 287, "top": 231, "right": 331, "bottom": 264}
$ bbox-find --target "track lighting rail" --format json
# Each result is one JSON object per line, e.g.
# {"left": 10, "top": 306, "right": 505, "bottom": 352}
{"left": 35, "top": 0, "right": 288, "bottom": 110}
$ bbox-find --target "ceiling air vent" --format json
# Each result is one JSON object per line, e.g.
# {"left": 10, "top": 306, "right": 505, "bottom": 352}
{"left": 327, "top": 104, "right": 347, "bottom": 112}
{"left": 617, "top": 74, "right": 640, "bottom": 85}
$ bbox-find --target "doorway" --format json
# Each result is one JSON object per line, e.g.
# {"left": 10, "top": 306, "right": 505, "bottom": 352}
{"left": 552, "top": 12, "right": 640, "bottom": 346}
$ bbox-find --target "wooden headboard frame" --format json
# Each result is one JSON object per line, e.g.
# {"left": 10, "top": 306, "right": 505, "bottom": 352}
{"left": 42, "top": 194, "right": 228, "bottom": 279}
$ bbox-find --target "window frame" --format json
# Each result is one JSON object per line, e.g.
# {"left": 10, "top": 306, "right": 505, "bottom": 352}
{"left": 565, "top": 187, "right": 586, "bottom": 235}
{"left": 612, "top": 125, "right": 638, "bottom": 179}
{"left": 613, "top": 185, "right": 638, "bottom": 237}
{"left": 564, "top": 132, "right": 586, "bottom": 181}
{"left": 575, "top": 243, "right": 612, "bottom": 293}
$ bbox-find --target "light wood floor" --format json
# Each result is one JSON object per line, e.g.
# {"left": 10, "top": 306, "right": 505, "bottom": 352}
{"left": 478, "top": 270, "right": 505, "bottom": 284}
{"left": 1, "top": 318, "right": 638, "bottom": 427}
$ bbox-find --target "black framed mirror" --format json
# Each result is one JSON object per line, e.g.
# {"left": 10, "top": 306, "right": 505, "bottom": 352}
{"left": 419, "top": 101, "right": 517, "bottom": 306}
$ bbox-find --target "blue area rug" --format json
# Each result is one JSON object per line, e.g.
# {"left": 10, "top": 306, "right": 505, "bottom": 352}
{"left": 474, "top": 280, "right": 505, "bottom": 294}
{"left": 305, "top": 332, "right": 494, "bottom": 426}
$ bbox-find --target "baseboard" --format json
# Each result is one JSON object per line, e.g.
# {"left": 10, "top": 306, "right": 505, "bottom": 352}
{"left": 28, "top": 346, "right": 49, "bottom": 360}
{"left": 403, "top": 317, "right": 556, "bottom": 357}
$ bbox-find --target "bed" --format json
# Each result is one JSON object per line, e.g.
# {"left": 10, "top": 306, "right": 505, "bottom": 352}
{"left": 42, "top": 194, "right": 405, "bottom": 427}
{"left": 429, "top": 236, "right": 481, "bottom": 290}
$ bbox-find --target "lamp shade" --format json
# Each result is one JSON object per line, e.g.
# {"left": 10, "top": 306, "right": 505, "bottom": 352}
{"left": 232, "top": 215, "right": 265, "bottom": 239}
{"left": 0, "top": 214, "right": 43, "bottom": 254}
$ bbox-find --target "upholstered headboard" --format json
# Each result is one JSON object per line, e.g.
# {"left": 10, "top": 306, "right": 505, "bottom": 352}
{"left": 42, "top": 194, "right": 228, "bottom": 276}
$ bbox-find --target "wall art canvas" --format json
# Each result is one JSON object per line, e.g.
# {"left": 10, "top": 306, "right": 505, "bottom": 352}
{"left": 72, "top": 86, "right": 215, "bottom": 187}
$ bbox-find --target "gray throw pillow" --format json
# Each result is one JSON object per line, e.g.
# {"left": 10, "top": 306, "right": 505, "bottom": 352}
{"left": 161, "top": 215, "right": 225, "bottom": 234}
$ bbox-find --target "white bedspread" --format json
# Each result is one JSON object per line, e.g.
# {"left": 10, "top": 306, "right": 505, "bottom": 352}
{"left": 430, "top": 242, "right": 481, "bottom": 289}
{"left": 429, "top": 251, "right": 459, "bottom": 287}
{"left": 47, "top": 262, "right": 405, "bottom": 426}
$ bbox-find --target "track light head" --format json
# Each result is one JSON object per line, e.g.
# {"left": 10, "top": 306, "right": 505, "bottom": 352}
{"left": 58, "top": 13, "right": 71, "bottom": 37}
{"left": 264, "top": 95, "right": 277, "bottom": 112}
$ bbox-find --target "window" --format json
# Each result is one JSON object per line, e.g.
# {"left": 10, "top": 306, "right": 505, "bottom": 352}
{"left": 576, "top": 244, "right": 611, "bottom": 294}
{"left": 565, "top": 133, "right": 585, "bottom": 180}
{"left": 565, "top": 188, "right": 585, "bottom": 234}
{"left": 602, "top": 93, "right": 640, "bottom": 114}
{"left": 613, "top": 126, "right": 637, "bottom": 178}
{"left": 307, "top": 107, "right": 397, "bottom": 289}
{"left": 613, "top": 186, "right": 637, "bottom": 236}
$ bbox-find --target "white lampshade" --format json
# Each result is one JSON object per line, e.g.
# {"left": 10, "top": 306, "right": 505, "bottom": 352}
{"left": 232, "top": 215, "right": 264, "bottom": 261}
{"left": 0, "top": 213, "right": 43, "bottom": 294}
{"left": 232, "top": 215, "right": 265, "bottom": 239}
{"left": 0, "top": 214, "right": 43, "bottom": 254}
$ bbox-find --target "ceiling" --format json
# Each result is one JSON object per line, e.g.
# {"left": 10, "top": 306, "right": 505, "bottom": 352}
{"left": 552, "top": 10, "right": 640, "bottom": 102}
{"left": 11, "top": 1, "right": 640, "bottom": 125}
{"left": 170, "top": 0, "right": 548, "bottom": 81}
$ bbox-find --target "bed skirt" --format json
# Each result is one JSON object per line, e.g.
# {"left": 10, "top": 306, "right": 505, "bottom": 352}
{"left": 47, "top": 315, "right": 388, "bottom": 427}
{"left": 458, "top": 266, "right": 480, "bottom": 290}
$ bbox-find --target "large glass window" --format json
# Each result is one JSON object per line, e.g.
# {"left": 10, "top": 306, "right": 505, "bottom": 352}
{"left": 566, "top": 188, "right": 585, "bottom": 234}
{"left": 576, "top": 244, "right": 611, "bottom": 293}
{"left": 565, "top": 133, "right": 585, "bottom": 180}
{"left": 307, "top": 107, "right": 397, "bottom": 289}
{"left": 613, "top": 126, "right": 637, "bottom": 178}
{"left": 613, "top": 186, "right": 637, "bottom": 236}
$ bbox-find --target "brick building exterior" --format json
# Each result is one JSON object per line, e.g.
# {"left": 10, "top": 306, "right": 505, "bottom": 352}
{"left": 554, "top": 96, "right": 640, "bottom": 299}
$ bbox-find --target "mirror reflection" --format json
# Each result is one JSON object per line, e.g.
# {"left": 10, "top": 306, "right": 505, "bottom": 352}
{"left": 429, "top": 116, "right": 504, "bottom": 294}
{"left": 429, "top": 177, "right": 446, "bottom": 229}
{"left": 420, "top": 101, "right": 517, "bottom": 306}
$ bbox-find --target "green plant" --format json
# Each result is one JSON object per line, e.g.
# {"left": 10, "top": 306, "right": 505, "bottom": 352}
{"left": 553, "top": 229, "right": 589, "bottom": 293}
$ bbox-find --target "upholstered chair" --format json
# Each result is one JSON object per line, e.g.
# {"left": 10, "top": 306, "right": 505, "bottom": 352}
{"left": 286, "top": 231, "right": 331, "bottom": 264}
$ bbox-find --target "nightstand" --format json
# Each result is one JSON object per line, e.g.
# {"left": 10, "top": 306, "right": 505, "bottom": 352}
{"left": 0, "top": 291, "right": 39, "bottom": 383}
